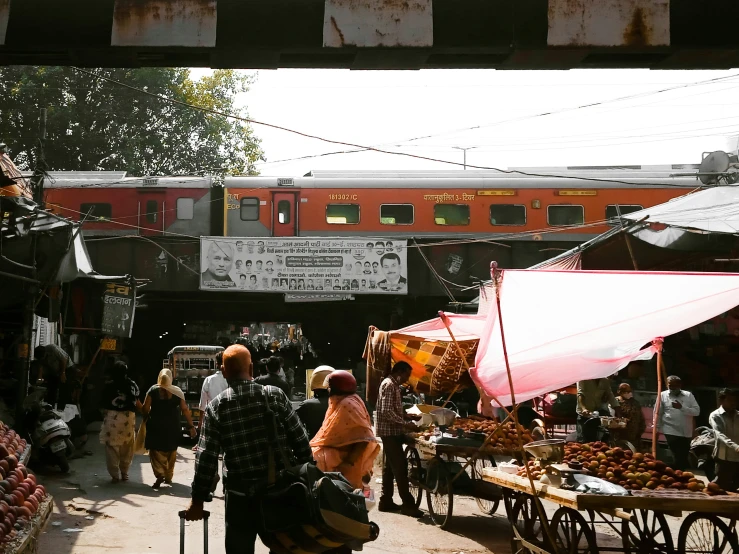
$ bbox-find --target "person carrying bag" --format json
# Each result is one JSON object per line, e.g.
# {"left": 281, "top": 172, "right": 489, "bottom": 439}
{"left": 258, "top": 386, "right": 380, "bottom": 554}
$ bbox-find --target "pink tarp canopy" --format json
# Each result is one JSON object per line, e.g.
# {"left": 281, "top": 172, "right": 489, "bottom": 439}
{"left": 395, "top": 270, "right": 739, "bottom": 406}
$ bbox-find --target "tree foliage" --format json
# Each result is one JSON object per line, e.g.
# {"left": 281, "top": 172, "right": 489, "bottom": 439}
{"left": 0, "top": 67, "right": 265, "bottom": 176}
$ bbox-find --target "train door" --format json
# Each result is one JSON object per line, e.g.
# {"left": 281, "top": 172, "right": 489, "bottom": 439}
{"left": 136, "top": 189, "right": 166, "bottom": 235}
{"left": 272, "top": 191, "right": 298, "bottom": 236}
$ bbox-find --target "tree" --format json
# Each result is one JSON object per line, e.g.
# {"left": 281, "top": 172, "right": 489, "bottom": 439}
{"left": 0, "top": 67, "right": 265, "bottom": 176}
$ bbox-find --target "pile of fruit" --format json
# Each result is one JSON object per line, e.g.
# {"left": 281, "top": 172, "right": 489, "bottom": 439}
{"left": 0, "top": 423, "right": 47, "bottom": 543}
{"left": 516, "top": 442, "right": 727, "bottom": 495}
{"left": 416, "top": 418, "right": 534, "bottom": 449}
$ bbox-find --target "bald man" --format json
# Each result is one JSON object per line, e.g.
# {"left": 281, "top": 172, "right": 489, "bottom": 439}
{"left": 201, "top": 241, "right": 234, "bottom": 284}
{"left": 185, "top": 345, "right": 311, "bottom": 554}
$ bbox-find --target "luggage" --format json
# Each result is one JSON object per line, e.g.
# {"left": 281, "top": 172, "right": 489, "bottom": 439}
{"left": 257, "top": 386, "right": 380, "bottom": 554}
{"left": 178, "top": 510, "right": 210, "bottom": 554}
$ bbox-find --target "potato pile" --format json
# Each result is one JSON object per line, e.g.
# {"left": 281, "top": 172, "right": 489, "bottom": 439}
{"left": 516, "top": 442, "right": 727, "bottom": 495}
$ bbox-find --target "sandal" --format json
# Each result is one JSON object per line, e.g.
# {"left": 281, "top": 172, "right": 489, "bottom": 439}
{"left": 152, "top": 478, "right": 164, "bottom": 490}
{"left": 111, "top": 477, "right": 120, "bottom": 484}
{"left": 121, "top": 474, "right": 129, "bottom": 481}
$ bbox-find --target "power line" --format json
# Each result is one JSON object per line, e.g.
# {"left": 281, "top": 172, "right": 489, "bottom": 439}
{"left": 69, "top": 67, "right": 708, "bottom": 189}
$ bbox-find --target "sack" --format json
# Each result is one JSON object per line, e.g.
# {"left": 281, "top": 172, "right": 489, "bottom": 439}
{"left": 256, "top": 386, "right": 379, "bottom": 554}
{"left": 133, "top": 419, "right": 147, "bottom": 455}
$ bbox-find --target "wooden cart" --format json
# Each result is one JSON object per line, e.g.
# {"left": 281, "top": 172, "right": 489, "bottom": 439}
{"left": 404, "top": 436, "right": 519, "bottom": 529}
{"left": 483, "top": 469, "right": 739, "bottom": 554}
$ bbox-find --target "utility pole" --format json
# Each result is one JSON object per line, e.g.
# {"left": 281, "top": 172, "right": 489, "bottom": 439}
{"left": 30, "top": 107, "right": 47, "bottom": 207}
{"left": 452, "top": 146, "right": 477, "bottom": 170}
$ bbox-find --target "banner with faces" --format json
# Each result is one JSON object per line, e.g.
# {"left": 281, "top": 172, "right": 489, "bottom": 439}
{"left": 199, "top": 237, "right": 408, "bottom": 294}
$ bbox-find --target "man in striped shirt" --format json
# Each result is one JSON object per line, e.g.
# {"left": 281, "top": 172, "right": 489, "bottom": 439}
{"left": 376, "top": 362, "right": 423, "bottom": 518}
{"left": 184, "top": 344, "right": 311, "bottom": 553}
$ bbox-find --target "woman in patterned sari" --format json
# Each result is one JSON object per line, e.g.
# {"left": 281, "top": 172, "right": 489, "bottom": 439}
{"left": 310, "top": 371, "right": 380, "bottom": 489}
{"left": 100, "top": 361, "right": 142, "bottom": 483}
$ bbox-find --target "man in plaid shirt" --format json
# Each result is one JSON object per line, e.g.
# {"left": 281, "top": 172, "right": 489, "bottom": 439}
{"left": 184, "top": 344, "right": 311, "bottom": 553}
{"left": 376, "top": 362, "right": 424, "bottom": 518}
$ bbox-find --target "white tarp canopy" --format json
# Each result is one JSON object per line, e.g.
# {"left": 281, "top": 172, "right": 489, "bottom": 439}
{"left": 623, "top": 186, "right": 739, "bottom": 235}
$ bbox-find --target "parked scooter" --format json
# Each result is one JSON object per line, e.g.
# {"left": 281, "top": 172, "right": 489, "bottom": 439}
{"left": 25, "top": 402, "right": 74, "bottom": 473}
{"left": 689, "top": 426, "right": 716, "bottom": 481}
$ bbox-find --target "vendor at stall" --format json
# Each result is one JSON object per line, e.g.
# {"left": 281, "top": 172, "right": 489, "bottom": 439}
{"left": 614, "top": 383, "right": 646, "bottom": 450}
{"left": 658, "top": 376, "right": 700, "bottom": 471}
{"left": 576, "top": 377, "right": 619, "bottom": 442}
{"left": 709, "top": 388, "right": 739, "bottom": 492}
{"left": 375, "top": 361, "right": 423, "bottom": 518}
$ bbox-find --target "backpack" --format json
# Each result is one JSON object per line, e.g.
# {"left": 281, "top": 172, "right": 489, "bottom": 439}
{"left": 257, "top": 387, "right": 380, "bottom": 553}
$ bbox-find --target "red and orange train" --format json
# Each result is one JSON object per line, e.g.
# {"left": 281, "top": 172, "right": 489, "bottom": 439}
{"left": 41, "top": 166, "right": 700, "bottom": 242}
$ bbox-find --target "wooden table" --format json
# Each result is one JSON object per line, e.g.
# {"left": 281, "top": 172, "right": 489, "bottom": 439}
{"left": 482, "top": 469, "right": 739, "bottom": 554}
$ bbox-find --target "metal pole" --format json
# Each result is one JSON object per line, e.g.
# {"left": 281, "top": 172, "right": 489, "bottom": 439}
{"left": 652, "top": 338, "right": 664, "bottom": 458}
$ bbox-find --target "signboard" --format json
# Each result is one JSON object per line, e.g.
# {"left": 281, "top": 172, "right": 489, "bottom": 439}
{"left": 285, "top": 293, "right": 352, "bottom": 303}
{"left": 100, "top": 338, "right": 118, "bottom": 351}
{"left": 101, "top": 282, "right": 136, "bottom": 338}
{"left": 199, "top": 237, "right": 408, "bottom": 295}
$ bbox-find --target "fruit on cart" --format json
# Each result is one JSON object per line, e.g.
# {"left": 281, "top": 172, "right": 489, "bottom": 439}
{"left": 448, "top": 418, "right": 534, "bottom": 448}
{"left": 560, "top": 442, "right": 724, "bottom": 495}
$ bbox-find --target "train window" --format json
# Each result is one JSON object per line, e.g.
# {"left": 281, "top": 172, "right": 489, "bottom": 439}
{"left": 240, "top": 197, "right": 260, "bottom": 221}
{"left": 434, "top": 204, "right": 470, "bottom": 226}
{"left": 490, "top": 204, "right": 526, "bottom": 226}
{"left": 605, "top": 204, "right": 643, "bottom": 220}
{"left": 176, "top": 197, "right": 194, "bottom": 220}
{"left": 380, "top": 204, "right": 414, "bottom": 225}
{"left": 326, "top": 204, "right": 360, "bottom": 224}
{"left": 80, "top": 203, "right": 112, "bottom": 221}
{"left": 548, "top": 205, "right": 584, "bottom": 226}
{"left": 145, "top": 200, "right": 158, "bottom": 223}
{"left": 277, "top": 200, "right": 291, "bottom": 224}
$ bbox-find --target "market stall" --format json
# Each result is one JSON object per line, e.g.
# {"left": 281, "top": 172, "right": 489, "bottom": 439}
{"left": 373, "top": 265, "right": 739, "bottom": 550}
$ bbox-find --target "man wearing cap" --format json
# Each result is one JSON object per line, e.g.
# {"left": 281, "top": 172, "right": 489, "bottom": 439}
{"left": 296, "top": 366, "right": 334, "bottom": 440}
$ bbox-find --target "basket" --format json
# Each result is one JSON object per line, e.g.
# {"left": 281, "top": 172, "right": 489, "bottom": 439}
{"left": 523, "top": 439, "right": 565, "bottom": 463}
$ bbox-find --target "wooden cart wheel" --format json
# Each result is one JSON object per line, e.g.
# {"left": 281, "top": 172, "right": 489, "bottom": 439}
{"left": 472, "top": 457, "right": 500, "bottom": 516}
{"left": 405, "top": 446, "right": 423, "bottom": 509}
{"left": 510, "top": 493, "right": 548, "bottom": 547}
{"left": 622, "top": 509, "right": 674, "bottom": 554}
{"left": 677, "top": 513, "right": 739, "bottom": 554}
{"left": 551, "top": 507, "right": 599, "bottom": 554}
{"left": 425, "top": 459, "right": 454, "bottom": 529}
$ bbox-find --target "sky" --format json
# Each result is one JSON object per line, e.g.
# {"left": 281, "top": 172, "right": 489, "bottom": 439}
{"left": 204, "top": 69, "right": 739, "bottom": 176}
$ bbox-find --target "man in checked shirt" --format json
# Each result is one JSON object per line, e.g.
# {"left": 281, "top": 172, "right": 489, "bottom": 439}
{"left": 184, "top": 344, "right": 312, "bottom": 553}
{"left": 376, "top": 361, "right": 424, "bottom": 518}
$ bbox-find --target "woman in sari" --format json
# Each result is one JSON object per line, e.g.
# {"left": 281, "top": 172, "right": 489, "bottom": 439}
{"left": 310, "top": 371, "right": 380, "bottom": 489}
{"left": 143, "top": 369, "right": 196, "bottom": 489}
{"left": 100, "top": 361, "right": 142, "bottom": 483}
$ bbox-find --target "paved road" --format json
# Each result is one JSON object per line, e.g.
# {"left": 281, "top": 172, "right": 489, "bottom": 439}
{"left": 37, "top": 422, "right": 511, "bottom": 554}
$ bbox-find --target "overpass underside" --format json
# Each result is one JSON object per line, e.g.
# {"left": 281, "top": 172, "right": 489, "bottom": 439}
{"left": 1, "top": 0, "right": 738, "bottom": 69}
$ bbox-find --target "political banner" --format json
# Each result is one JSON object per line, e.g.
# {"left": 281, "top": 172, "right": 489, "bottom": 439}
{"left": 199, "top": 237, "right": 408, "bottom": 294}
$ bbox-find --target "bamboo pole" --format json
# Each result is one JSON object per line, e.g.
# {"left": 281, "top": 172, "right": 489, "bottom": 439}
{"left": 436, "top": 311, "right": 514, "bottom": 421}
{"left": 652, "top": 338, "right": 664, "bottom": 458}
{"left": 492, "top": 262, "right": 559, "bottom": 554}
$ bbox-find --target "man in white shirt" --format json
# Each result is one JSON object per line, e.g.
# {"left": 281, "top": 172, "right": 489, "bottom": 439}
{"left": 658, "top": 375, "right": 700, "bottom": 470}
{"left": 709, "top": 389, "right": 739, "bottom": 492}
{"left": 193, "top": 353, "right": 229, "bottom": 450}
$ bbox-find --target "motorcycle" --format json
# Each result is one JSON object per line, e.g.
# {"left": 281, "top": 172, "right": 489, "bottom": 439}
{"left": 689, "top": 426, "right": 716, "bottom": 481}
{"left": 26, "top": 402, "right": 74, "bottom": 473}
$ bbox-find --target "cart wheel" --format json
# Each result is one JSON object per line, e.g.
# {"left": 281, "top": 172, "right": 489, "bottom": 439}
{"left": 551, "top": 507, "right": 599, "bottom": 554}
{"left": 677, "top": 513, "right": 739, "bottom": 554}
{"left": 510, "top": 493, "right": 548, "bottom": 547}
{"left": 472, "top": 457, "right": 500, "bottom": 516}
{"left": 425, "top": 459, "right": 454, "bottom": 529}
{"left": 405, "top": 447, "right": 423, "bottom": 509}
{"left": 622, "top": 509, "right": 674, "bottom": 554}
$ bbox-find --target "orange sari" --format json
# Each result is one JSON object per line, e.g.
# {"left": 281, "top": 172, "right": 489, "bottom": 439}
{"left": 309, "top": 394, "right": 380, "bottom": 489}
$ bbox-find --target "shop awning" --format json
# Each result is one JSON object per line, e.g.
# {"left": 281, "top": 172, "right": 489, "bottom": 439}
{"left": 472, "top": 269, "right": 739, "bottom": 405}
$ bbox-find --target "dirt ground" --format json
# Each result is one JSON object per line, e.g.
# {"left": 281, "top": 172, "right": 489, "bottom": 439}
{"left": 35, "top": 422, "right": 512, "bottom": 554}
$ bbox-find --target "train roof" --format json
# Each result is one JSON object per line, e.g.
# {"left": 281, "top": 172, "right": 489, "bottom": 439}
{"left": 34, "top": 172, "right": 212, "bottom": 189}
{"left": 225, "top": 166, "right": 703, "bottom": 189}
